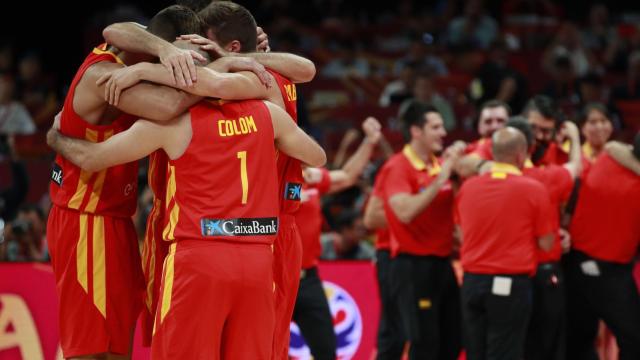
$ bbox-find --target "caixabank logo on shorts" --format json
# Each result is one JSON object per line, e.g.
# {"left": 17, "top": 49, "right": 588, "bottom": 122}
{"left": 200, "top": 217, "right": 278, "bottom": 236}
{"left": 289, "top": 281, "right": 363, "bottom": 359}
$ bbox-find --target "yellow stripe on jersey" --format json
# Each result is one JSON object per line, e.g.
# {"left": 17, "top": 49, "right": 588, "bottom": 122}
{"left": 68, "top": 129, "right": 100, "bottom": 210}
{"left": 160, "top": 243, "right": 176, "bottom": 324}
{"left": 92, "top": 47, "right": 125, "bottom": 65}
{"left": 92, "top": 216, "right": 107, "bottom": 318}
{"left": 77, "top": 214, "right": 89, "bottom": 292}
{"left": 84, "top": 130, "right": 113, "bottom": 212}
{"left": 162, "top": 166, "right": 180, "bottom": 241}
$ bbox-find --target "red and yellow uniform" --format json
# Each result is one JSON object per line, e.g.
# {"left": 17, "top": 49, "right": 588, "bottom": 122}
{"left": 455, "top": 163, "right": 554, "bottom": 275}
{"left": 46, "top": 44, "right": 143, "bottom": 358}
{"left": 268, "top": 69, "right": 305, "bottom": 359}
{"left": 522, "top": 164, "right": 574, "bottom": 263}
{"left": 151, "top": 100, "right": 279, "bottom": 360}
{"left": 380, "top": 145, "right": 455, "bottom": 257}
{"left": 465, "top": 138, "right": 492, "bottom": 159}
{"left": 535, "top": 142, "right": 569, "bottom": 167}
{"left": 296, "top": 168, "right": 331, "bottom": 270}
{"left": 139, "top": 149, "right": 170, "bottom": 346}
{"left": 570, "top": 154, "right": 640, "bottom": 263}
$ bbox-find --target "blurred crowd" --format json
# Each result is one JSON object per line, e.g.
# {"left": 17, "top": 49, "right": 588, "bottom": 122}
{"left": 1, "top": 0, "right": 640, "bottom": 262}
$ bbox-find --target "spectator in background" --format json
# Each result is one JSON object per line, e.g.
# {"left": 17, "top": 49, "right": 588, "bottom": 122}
{"left": 611, "top": 51, "right": 640, "bottom": 100}
{"left": 581, "top": 3, "right": 617, "bottom": 51}
{"left": 543, "top": 22, "right": 597, "bottom": 78}
{"left": 446, "top": 0, "right": 498, "bottom": 50}
{"left": 400, "top": 71, "right": 456, "bottom": 131}
{"left": 470, "top": 37, "right": 528, "bottom": 113}
{"left": 0, "top": 75, "right": 36, "bottom": 135}
{"left": 0, "top": 135, "right": 28, "bottom": 222}
{"left": 379, "top": 63, "right": 416, "bottom": 107}
{"left": 392, "top": 36, "right": 448, "bottom": 77}
{"left": 15, "top": 52, "right": 59, "bottom": 128}
{"left": 577, "top": 72, "right": 608, "bottom": 106}
{"left": 321, "top": 210, "right": 374, "bottom": 260}
{"left": 0, "top": 204, "right": 46, "bottom": 262}
{"left": 0, "top": 44, "right": 14, "bottom": 75}
{"left": 542, "top": 54, "right": 579, "bottom": 106}
{"left": 321, "top": 39, "right": 370, "bottom": 79}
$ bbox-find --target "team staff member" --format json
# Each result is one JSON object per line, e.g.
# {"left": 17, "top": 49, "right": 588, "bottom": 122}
{"left": 565, "top": 133, "right": 640, "bottom": 360}
{"left": 522, "top": 95, "right": 568, "bottom": 166}
{"left": 455, "top": 128, "right": 554, "bottom": 360}
{"left": 363, "top": 167, "right": 404, "bottom": 359}
{"left": 48, "top": 97, "right": 325, "bottom": 359}
{"left": 465, "top": 100, "right": 510, "bottom": 154}
{"left": 503, "top": 118, "right": 582, "bottom": 360}
{"left": 379, "top": 102, "right": 463, "bottom": 360}
{"left": 294, "top": 117, "right": 382, "bottom": 360}
{"left": 576, "top": 103, "right": 614, "bottom": 163}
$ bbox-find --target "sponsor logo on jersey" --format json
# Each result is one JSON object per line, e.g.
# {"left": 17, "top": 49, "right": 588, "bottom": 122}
{"left": 51, "top": 163, "right": 63, "bottom": 186}
{"left": 201, "top": 217, "right": 278, "bottom": 236}
{"left": 284, "top": 182, "right": 302, "bottom": 201}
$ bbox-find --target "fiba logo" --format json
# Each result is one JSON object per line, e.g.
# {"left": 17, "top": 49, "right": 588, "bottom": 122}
{"left": 289, "top": 281, "right": 363, "bottom": 359}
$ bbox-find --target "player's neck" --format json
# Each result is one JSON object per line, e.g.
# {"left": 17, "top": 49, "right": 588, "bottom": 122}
{"left": 408, "top": 140, "right": 432, "bottom": 162}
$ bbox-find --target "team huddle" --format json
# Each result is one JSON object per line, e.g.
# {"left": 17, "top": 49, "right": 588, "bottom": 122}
{"left": 44, "top": 1, "right": 640, "bottom": 360}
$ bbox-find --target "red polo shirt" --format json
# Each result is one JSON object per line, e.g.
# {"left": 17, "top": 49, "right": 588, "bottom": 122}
{"left": 466, "top": 138, "right": 491, "bottom": 158}
{"left": 523, "top": 164, "right": 574, "bottom": 263}
{"left": 296, "top": 168, "right": 331, "bottom": 269}
{"left": 570, "top": 154, "right": 640, "bottom": 264}
{"left": 536, "top": 142, "right": 569, "bottom": 167}
{"left": 381, "top": 145, "right": 455, "bottom": 257}
{"left": 456, "top": 163, "right": 554, "bottom": 275}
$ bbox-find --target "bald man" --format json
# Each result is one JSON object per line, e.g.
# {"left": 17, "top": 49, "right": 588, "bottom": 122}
{"left": 455, "top": 128, "right": 554, "bottom": 360}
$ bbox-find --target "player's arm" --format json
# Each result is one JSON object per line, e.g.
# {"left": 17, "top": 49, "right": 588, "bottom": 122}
{"left": 389, "top": 145, "right": 463, "bottom": 224}
{"left": 455, "top": 154, "right": 485, "bottom": 178}
{"left": 46, "top": 118, "right": 173, "bottom": 172}
{"left": 102, "top": 22, "right": 205, "bottom": 87}
{"left": 605, "top": 141, "right": 640, "bottom": 175}
{"left": 363, "top": 195, "right": 386, "bottom": 230}
{"left": 327, "top": 117, "right": 382, "bottom": 194}
{"left": 181, "top": 34, "right": 316, "bottom": 83}
{"left": 561, "top": 121, "right": 583, "bottom": 178}
{"left": 268, "top": 101, "right": 326, "bottom": 167}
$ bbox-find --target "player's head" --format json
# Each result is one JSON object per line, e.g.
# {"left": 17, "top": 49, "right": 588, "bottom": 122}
{"left": 176, "top": 0, "right": 212, "bottom": 12}
{"left": 492, "top": 127, "right": 528, "bottom": 168}
{"left": 198, "top": 1, "right": 257, "bottom": 53}
{"left": 402, "top": 101, "right": 447, "bottom": 153}
{"left": 522, "top": 95, "right": 562, "bottom": 144}
{"left": 505, "top": 116, "right": 534, "bottom": 153}
{"left": 477, "top": 99, "right": 510, "bottom": 138}
{"left": 578, "top": 102, "right": 613, "bottom": 149}
{"left": 634, "top": 132, "right": 640, "bottom": 161}
{"left": 148, "top": 5, "right": 205, "bottom": 42}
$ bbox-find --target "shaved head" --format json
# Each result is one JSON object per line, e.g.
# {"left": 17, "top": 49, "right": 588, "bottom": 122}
{"left": 492, "top": 127, "right": 528, "bottom": 166}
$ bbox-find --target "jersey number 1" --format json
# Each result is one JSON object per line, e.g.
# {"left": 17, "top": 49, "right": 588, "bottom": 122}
{"left": 237, "top": 151, "right": 248, "bottom": 204}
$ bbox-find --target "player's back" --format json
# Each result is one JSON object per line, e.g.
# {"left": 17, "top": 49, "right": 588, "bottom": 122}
{"left": 50, "top": 44, "right": 138, "bottom": 217}
{"left": 164, "top": 99, "right": 280, "bottom": 244}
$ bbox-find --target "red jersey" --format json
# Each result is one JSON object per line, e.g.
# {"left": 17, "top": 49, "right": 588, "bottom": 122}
{"left": 50, "top": 44, "right": 138, "bottom": 217}
{"left": 381, "top": 145, "right": 455, "bottom": 257}
{"left": 163, "top": 100, "right": 279, "bottom": 244}
{"left": 466, "top": 138, "right": 492, "bottom": 160}
{"left": 456, "top": 163, "right": 554, "bottom": 275}
{"left": 523, "top": 164, "right": 573, "bottom": 263}
{"left": 535, "top": 142, "right": 569, "bottom": 167}
{"left": 296, "top": 168, "right": 331, "bottom": 269}
{"left": 371, "top": 164, "right": 391, "bottom": 250}
{"left": 570, "top": 154, "right": 640, "bottom": 264}
{"left": 268, "top": 69, "right": 303, "bottom": 215}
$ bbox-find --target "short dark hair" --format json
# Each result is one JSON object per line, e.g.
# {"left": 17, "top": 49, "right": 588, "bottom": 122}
{"left": 480, "top": 99, "right": 512, "bottom": 115}
{"left": 506, "top": 116, "right": 534, "bottom": 148}
{"left": 148, "top": 5, "right": 204, "bottom": 42}
{"left": 634, "top": 132, "right": 640, "bottom": 161}
{"left": 198, "top": 1, "right": 257, "bottom": 53}
{"left": 401, "top": 101, "right": 440, "bottom": 141}
{"left": 523, "top": 95, "right": 563, "bottom": 128}
{"left": 577, "top": 102, "right": 611, "bottom": 127}
{"left": 176, "top": 0, "right": 211, "bottom": 12}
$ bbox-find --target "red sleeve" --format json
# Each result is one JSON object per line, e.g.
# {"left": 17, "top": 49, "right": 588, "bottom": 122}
{"left": 313, "top": 167, "right": 332, "bottom": 195}
{"left": 453, "top": 192, "right": 462, "bottom": 225}
{"left": 382, "top": 161, "right": 413, "bottom": 200}
{"left": 533, "top": 184, "right": 554, "bottom": 237}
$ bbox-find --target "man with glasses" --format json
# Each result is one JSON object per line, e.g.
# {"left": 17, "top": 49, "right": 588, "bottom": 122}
{"left": 522, "top": 95, "right": 569, "bottom": 167}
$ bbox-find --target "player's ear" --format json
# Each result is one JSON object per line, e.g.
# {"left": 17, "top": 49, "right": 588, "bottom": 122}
{"left": 227, "top": 40, "right": 242, "bottom": 53}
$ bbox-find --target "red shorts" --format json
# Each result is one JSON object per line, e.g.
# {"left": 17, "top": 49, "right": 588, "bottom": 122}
{"left": 140, "top": 198, "right": 170, "bottom": 346}
{"left": 47, "top": 205, "right": 144, "bottom": 358}
{"left": 152, "top": 240, "right": 275, "bottom": 360}
{"left": 272, "top": 215, "right": 303, "bottom": 359}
